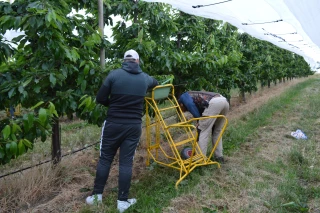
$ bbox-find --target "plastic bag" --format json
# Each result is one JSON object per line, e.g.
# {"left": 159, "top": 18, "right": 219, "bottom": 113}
{"left": 290, "top": 129, "right": 308, "bottom": 140}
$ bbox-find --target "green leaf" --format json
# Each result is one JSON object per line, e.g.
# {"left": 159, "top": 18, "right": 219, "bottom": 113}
{"left": 80, "top": 60, "right": 86, "bottom": 68}
{"left": 27, "top": 113, "right": 34, "bottom": 127}
{"left": 10, "top": 141, "right": 17, "bottom": 156}
{"left": 80, "top": 94, "right": 88, "bottom": 101}
{"left": 84, "top": 64, "right": 89, "bottom": 75}
{"left": 18, "top": 140, "right": 26, "bottom": 155}
{"left": 65, "top": 48, "right": 73, "bottom": 60}
{"left": 22, "top": 77, "right": 33, "bottom": 87}
{"left": 11, "top": 123, "right": 22, "bottom": 134}
{"left": 45, "top": 10, "right": 53, "bottom": 23}
{"left": 91, "top": 33, "right": 101, "bottom": 43}
{"left": 85, "top": 96, "right": 92, "bottom": 108}
{"left": 8, "top": 88, "right": 16, "bottom": 98}
{"left": 51, "top": 9, "right": 57, "bottom": 21}
{"left": 0, "top": 15, "right": 11, "bottom": 25}
{"left": 48, "top": 102, "right": 55, "bottom": 115}
{"left": 34, "top": 85, "right": 41, "bottom": 93}
{"left": 84, "top": 40, "right": 94, "bottom": 47}
{"left": 79, "top": 96, "right": 89, "bottom": 109}
{"left": 81, "top": 80, "right": 87, "bottom": 92}
{"left": 42, "top": 63, "right": 49, "bottom": 70}
{"left": 49, "top": 73, "right": 57, "bottom": 86}
{"left": 2, "top": 125, "right": 11, "bottom": 140}
{"left": 71, "top": 48, "right": 80, "bottom": 61}
{"left": 18, "top": 85, "right": 24, "bottom": 94}
{"left": 47, "top": 102, "right": 58, "bottom": 117}
{"left": 5, "top": 143, "right": 11, "bottom": 154}
{"left": 22, "top": 91, "right": 28, "bottom": 99}
{"left": 59, "top": 0, "right": 68, "bottom": 9}
{"left": 22, "top": 139, "right": 33, "bottom": 149}
{"left": 22, "top": 117, "right": 30, "bottom": 132}
{"left": 31, "top": 101, "right": 44, "bottom": 110}
{"left": 281, "top": 202, "right": 295, "bottom": 207}
{"left": 38, "top": 108, "right": 47, "bottom": 126}
{"left": 11, "top": 133, "right": 17, "bottom": 141}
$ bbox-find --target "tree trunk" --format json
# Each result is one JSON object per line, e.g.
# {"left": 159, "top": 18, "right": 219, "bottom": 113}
{"left": 240, "top": 90, "right": 246, "bottom": 103}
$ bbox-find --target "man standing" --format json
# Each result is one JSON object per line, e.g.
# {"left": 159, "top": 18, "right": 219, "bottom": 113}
{"left": 86, "top": 49, "right": 158, "bottom": 213}
{"left": 178, "top": 91, "right": 229, "bottom": 163}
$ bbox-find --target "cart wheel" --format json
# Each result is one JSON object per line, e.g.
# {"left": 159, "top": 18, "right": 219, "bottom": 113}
{"left": 181, "top": 147, "right": 193, "bottom": 159}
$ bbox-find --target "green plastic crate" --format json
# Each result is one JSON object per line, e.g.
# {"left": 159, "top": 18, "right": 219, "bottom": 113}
{"left": 146, "top": 85, "right": 171, "bottom": 100}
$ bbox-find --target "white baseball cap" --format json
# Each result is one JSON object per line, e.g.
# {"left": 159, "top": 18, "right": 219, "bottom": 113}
{"left": 123, "top": 49, "right": 139, "bottom": 60}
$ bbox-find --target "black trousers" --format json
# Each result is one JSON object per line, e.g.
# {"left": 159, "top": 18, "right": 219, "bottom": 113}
{"left": 92, "top": 120, "right": 141, "bottom": 201}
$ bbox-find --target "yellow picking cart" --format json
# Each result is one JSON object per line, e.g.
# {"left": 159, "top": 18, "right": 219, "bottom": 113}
{"left": 144, "top": 84, "right": 228, "bottom": 188}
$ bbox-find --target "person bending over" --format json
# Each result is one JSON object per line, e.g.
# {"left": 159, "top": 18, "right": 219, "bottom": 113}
{"left": 178, "top": 91, "right": 229, "bottom": 163}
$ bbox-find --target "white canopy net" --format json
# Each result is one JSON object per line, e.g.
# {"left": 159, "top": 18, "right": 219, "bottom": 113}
{"left": 142, "top": 0, "right": 320, "bottom": 70}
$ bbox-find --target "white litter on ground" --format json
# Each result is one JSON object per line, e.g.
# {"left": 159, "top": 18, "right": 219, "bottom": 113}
{"left": 291, "top": 129, "right": 308, "bottom": 140}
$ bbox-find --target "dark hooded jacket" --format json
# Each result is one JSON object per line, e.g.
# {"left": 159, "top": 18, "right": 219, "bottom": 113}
{"left": 96, "top": 61, "right": 158, "bottom": 124}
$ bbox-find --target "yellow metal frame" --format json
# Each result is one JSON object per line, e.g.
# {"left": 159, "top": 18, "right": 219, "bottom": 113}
{"left": 144, "top": 84, "right": 228, "bottom": 188}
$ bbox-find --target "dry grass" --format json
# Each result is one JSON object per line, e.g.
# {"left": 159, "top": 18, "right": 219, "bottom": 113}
{"left": 0, "top": 151, "right": 97, "bottom": 213}
{"left": 0, "top": 77, "right": 315, "bottom": 213}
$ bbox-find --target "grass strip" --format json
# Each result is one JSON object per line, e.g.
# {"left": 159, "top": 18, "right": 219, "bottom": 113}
{"left": 223, "top": 78, "right": 317, "bottom": 154}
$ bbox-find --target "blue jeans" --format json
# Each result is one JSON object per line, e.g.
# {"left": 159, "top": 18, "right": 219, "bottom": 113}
{"left": 93, "top": 120, "right": 141, "bottom": 201}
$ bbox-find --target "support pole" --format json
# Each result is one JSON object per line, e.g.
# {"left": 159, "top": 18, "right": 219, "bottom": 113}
{"left": 98, "top": 0, "right": 105, "bottom": 68}
{"left": 52, "top": 117, "right": 61, "bottom": 164}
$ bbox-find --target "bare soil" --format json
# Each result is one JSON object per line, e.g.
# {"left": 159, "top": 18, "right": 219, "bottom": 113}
{"left": 0, "top": 77, "right": 310, "bottom": 213}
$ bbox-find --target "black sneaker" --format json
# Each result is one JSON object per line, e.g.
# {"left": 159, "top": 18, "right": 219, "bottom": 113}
{"left": 214, "top": 156, "right": 225, "bottom": 164}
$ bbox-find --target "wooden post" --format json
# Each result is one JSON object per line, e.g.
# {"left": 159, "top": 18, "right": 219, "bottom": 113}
{"left": 52, "top": 117, "right": 61, "bottom": 164}
{"left": 98, "top": 0, "right": 105, "bottom": 68}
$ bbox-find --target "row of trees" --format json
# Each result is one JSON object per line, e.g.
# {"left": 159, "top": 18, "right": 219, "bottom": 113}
{"left": 0, "top": 0, "right": 314, "bottom": 164}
